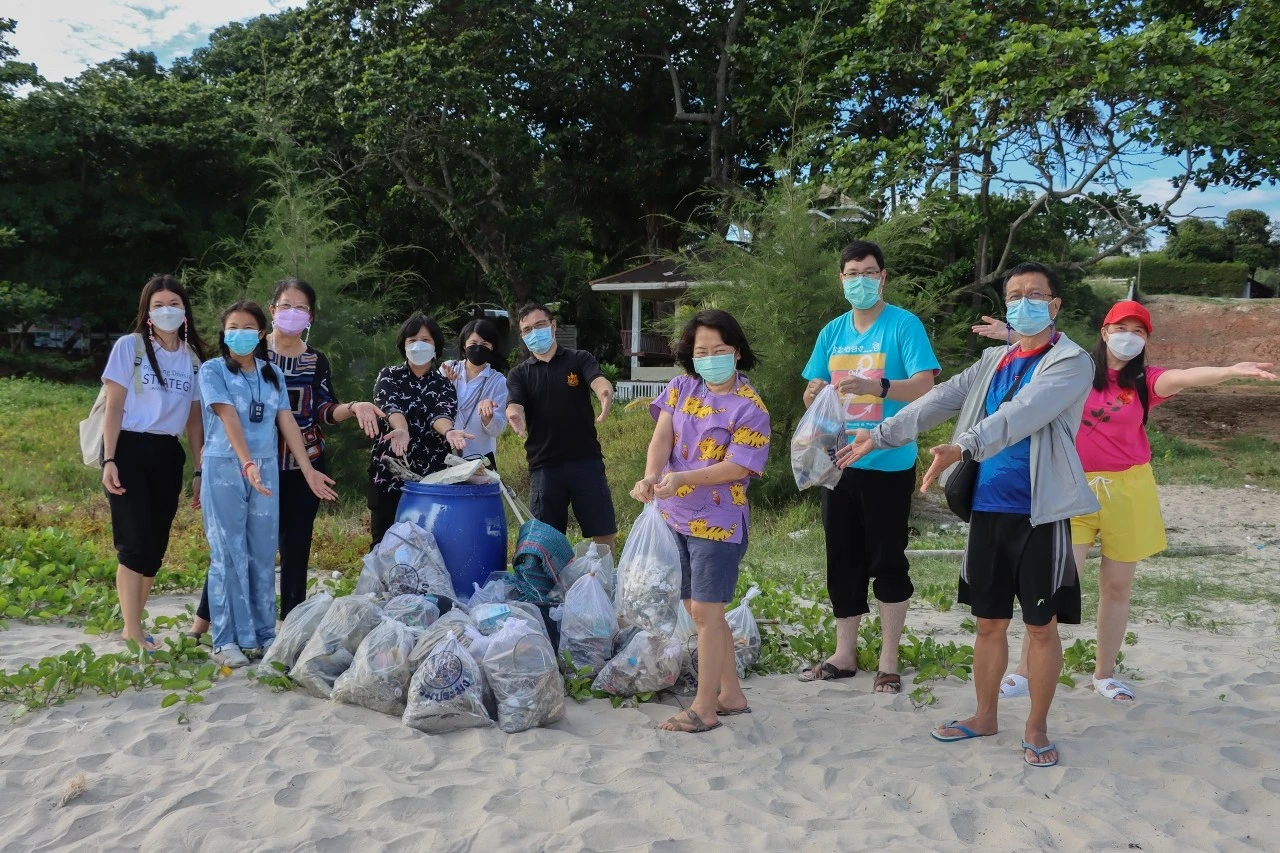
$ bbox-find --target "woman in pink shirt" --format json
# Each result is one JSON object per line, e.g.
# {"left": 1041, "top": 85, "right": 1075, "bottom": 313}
{"left": 977, "top": 300, "right": 1275, "bottom": 702}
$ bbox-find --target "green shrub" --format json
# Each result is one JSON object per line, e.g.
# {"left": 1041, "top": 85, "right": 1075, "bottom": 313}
{"left": 1096, "top": 255, "right": 1249, "bottom": 297}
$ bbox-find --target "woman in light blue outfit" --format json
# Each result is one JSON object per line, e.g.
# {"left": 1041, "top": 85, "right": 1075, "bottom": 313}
{"left": 200, "top": 300, "right": 338, "bottom": 668}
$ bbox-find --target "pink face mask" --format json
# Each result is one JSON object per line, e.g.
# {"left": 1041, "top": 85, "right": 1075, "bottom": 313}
{"left": 273, "top": 307, "right": 311, "bottom": 336}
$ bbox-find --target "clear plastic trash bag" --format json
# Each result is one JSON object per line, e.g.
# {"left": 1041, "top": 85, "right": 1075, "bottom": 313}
{"left": 558, "top": 570, "right": 617, "bottom": 677}
{"left": 481, "top": 619, "right": 566, "bottom": 734}
{"left": 408, "top": 609, "right": 477, "bottom": 671}
{"left": 725, "top": 585, "right": 763, "bottom": 678}
{"left": 591, "top": 629, "right": 681, "bottom": 697}
{"left": 561, "top": 541, "right": 614, "bottom": 599}
{"left": 402, "top": 633, "right": 493, "bottom": 733}
{"left": 260, "top": 592, "right": 333, "bottom": 674}
{"left": 615, "top": 503, "right": 682, "bottom": 638}
{"left": 331, "top": 617, "right": 420, "bottom": 716}
{"left": 790, "top": 384, "right": 847, "bottom": 491}
{"left": 361, "top": 521, "right": 457, "bottom": 601}
{"left": 291, "top": 594, "right": 384, "bottom": 698}
{"left": 383, "top": 594, "right": 440, "bottom": 630}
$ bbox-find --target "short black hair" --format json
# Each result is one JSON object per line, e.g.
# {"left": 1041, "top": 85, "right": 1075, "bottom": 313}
{"left": 271, "top": 278, "right": 318, "bottom": 314}
{"left": 458, "top": 318, "right": 500, "bottom": 357}
{"left": 516, "top": 303, "right": 553, "bottom": 327}
{"left": 838, "top": 241, "right": 885, "bottom": 272}
{"left": 675, "top": 309, "right": 758, "bottom": 375}
{"left": 395, "top": 313, "right": 445, "bottom": 359}
{"left": 1004, "top": 262, "right": 1062, "bottom": 298}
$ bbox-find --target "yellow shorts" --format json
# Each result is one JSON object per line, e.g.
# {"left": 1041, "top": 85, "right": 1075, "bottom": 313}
{"left": 1071, "top": 463, "right": 1167, "bottom": 563}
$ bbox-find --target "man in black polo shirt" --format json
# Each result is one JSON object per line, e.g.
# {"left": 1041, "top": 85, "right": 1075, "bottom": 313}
{"left": 506, "top": 303, "right": 617, "bottom": 550}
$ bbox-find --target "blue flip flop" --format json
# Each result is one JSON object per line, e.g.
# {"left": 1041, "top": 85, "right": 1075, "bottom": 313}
{"left": 1022, "top": 741, "right": 1059, "bottom": 767}
{"left": 931, "top": 720, "right": 988, "bottom": 742}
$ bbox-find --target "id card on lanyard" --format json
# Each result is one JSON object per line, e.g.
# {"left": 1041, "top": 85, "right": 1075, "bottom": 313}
{"left": 244, "top": 368, "right": 265, "bottom": 423}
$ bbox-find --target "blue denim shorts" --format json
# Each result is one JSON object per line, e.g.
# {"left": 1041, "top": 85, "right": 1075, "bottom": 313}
{"left": 676, "top": 530, "right": 749, "bottom": 604}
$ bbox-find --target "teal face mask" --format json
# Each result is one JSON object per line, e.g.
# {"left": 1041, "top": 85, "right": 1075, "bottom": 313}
{"left": 224, "top": 329, "right": 260, "bottom": 356}
{"left": 842, "top": 276, "right": 881, "bottom": 310}
{"left": 693, "top": 353, "right": 737, "bottom": 385}
{"left": 522, "top": 326, "right": 554, "bottom": 355}
{"left": 1005, "top": 298, "right": 1053, "bottom": 336}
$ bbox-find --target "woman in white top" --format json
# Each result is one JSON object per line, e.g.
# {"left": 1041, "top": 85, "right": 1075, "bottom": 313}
{"left": 440, "top": 318, "right": 509, "bottom": 469}
{"left": 100, "top": 275, "right": 207, "bottom": 651}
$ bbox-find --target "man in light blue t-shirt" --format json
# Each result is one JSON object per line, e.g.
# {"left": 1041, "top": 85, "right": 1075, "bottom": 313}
{"left": 797, "top": 240, "right": 940, "bottom": 694}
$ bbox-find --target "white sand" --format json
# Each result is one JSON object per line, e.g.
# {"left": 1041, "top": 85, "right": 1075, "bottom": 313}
{"left": 2, "top": 597, "right": 1277, "bottom": 852}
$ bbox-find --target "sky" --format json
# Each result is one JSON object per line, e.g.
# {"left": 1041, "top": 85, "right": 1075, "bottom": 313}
{"left": 6, "top": 2, "right": 1278, "bottom": 242}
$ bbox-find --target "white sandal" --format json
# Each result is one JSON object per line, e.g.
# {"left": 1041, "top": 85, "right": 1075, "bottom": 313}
{"left": 1092, "top": 676, "right": 1135, "bottom": 703}
{"left": 1000, "top": 674, "right": 1029, "bottom": 698}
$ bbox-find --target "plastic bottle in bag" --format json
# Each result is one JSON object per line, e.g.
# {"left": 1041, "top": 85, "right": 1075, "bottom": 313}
{"left": 291, "top": 595, "right": 383, "bottom": 698}
{"left": 725, "top": 585, "right": 763, "bottom": 678}
{"left": 260, "top": 592, "right": 334, "bottom": 674}
{"left": 402, "top": 633, "right": 493, "bottom": 733}
{"left": 558, "top": 570, "right": 617, "bottom": 676}
{"left": 481, "top": 619, "right": 565, "bottom": 733}
{"left": 790, "top": 384, "right": 848, "bottom": 491}
{"left": 615, "top": 504, "right": 682, "bottom": 637}
{"left": 592, "top": 629, "right": 681, "bottom": 696}
{"left": 332, "top": 617, "right": 420, "bottom": 716}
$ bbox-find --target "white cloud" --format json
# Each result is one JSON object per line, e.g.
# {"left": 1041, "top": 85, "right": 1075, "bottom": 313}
{"left": 1130, "top": 175, "right": 1280, "bottom": 224}
{"left": 7, "top": 1, "right": 300, "bottom": 83}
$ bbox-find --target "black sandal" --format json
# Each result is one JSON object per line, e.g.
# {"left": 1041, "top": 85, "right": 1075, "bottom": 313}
{"left": 798, "top": 662, "right": 858, "bottom": 682}
{"left": 873, "top": 671, "right": 902, "bottom": 694}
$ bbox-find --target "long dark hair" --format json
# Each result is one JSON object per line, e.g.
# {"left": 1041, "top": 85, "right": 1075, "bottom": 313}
{"left": 674, "top": 309, "right": 758, "bottom": 375}
{"left": 1091, "top": 334, "right": 1145, "bottom": 392}
{"left": 218, "top": 300, "right": 280, "bottom": 388}
{"left": 131, "top": 275, "right": 208, "bottom": 386}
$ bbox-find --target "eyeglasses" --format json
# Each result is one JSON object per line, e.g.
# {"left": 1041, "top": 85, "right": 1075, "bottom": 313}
{"left": 1005, "top": 291, "right": 1054, "bottom": 305}
{"left": 275, "top": 302, "right": 310, "bottom": 312}
{"left": 520, "top": 319, "right": 552, "bottom": 334}
{"left": 842, "top": 269, "right": 882, "bottom": 278}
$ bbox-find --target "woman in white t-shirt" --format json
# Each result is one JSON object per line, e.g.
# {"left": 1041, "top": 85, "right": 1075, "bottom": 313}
{"left": 100, "top": 275, "right": 208, "bottom": 651}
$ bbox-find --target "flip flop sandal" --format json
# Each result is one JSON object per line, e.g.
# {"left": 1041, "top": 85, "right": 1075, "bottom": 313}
{"left": 658, "top": 709, "right": 722, "bottom": 734}
{"left": 1092, "top": 676, "right": 1135, "bottom": 703}
{"left": 717, "top": 705, "right": 752, "bottom": 716}
{"left": 1022, "top": 741, "right": 1059, "bottom": 768}
{"left": 797, "top": 662, "right": 857, "bottom": 682}
{"left": 931, "top": 720, "right": 990, "bottom": 743}
{"left": 873, "top": 671, "right": 902, "bottom": 694}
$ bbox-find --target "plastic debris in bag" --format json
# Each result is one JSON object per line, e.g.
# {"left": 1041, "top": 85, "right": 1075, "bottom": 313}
{"left": 408, "top": 609, "right": 477, "bottom": 670}
{"left": 674, "top": 603, "right": 698, "bottom": 678}
{"left": 615, "top": 503, "right": 682, "bottom": 637}
{"left": 467, "top": 576, "right": 510, "bottom": 609}
{"left": 558, "top": 570, "right": 616, "bottom": 677}
{"left": 421, "top": 457, "right": 488, "bottom": 485}
{"left": 384, "top": 594, "right": 440, "bottom": 630}
{"left": 725, "top": 585, "right": 763, "bottom": 678}
{"left": 331, "top": 617, "right": 420, "bottom": 716}
{"left": 790, "top": 384, "right": 847, "bottom": 491}
{"left": 354, "top": 550, "right": 386, "bottom": 596}
{"left": 371, "top": 521, "right": 457, "bottom": 601}
{"left": 260, "top": 592, "right": 333, "bottom": 674}
{"left": 591, "top": 629, "right": 681, "bottom": 697}
{"left": 481, "top": 619, "right": 565, "bottom": 733}
{"left": 471, "top": 599, "right": 548, "bottom": 638}
{"left": 402, "top": 633, "right": 493, "bottom": 734}
{"left": 291, "top": 595, "right": 383, "bottom": 698}
{"left": 561, "top": 541, "right": 614, "bottom": 599}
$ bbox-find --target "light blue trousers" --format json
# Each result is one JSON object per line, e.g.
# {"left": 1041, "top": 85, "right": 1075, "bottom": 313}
{"left": 202, "top": 456, "right": 279, "bottom": 650}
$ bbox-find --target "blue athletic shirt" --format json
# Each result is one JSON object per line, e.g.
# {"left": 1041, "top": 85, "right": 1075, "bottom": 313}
{"left": 200, "top": 357, "right": 291, "bottom": 460}
{"left": 802, "top": 304, "right": 940, "bottom": 472}
{"left": 971, "top": 341, "right": 1053, "bottom": 514}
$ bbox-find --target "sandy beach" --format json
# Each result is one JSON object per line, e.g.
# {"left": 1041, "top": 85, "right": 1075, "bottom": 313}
{"left": 2, "top": 593, "right": 1276, "bottom": 853}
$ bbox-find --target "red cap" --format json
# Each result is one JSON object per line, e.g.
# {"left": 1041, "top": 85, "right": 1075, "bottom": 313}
{"left": 1102, "top": 300, "right": 1152, "bottom": 333}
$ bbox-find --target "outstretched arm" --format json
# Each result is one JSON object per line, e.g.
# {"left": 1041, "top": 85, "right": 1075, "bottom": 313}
{"left": 1153, "top": 362, "right": 1276, "bottom": 397}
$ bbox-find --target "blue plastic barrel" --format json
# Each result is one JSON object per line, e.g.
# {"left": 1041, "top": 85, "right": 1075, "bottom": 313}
{"left": 395, "top": 481, "right": 508, "bottom": 598}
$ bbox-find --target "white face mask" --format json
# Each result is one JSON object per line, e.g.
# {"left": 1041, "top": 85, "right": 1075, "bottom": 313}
{"left": 149, "top": 306, "right": 186, "bottom": 333}
{"left": 405, "top": 341, "right": 436, "bottom": 366}
{"left": 1106, "top": 331, "right": 1146, "bottom": 361}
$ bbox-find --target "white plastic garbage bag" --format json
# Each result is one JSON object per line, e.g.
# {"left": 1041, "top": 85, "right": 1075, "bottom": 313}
{"left": 367, "top": 521, "right": 456, "bottom": 601}
{"left": 402, "top": 634, "right": 493, "bottom": 734}
{"left": 674, "top": 604, "right": 698, "bottom": 678}
{"left": 291, "top": 594, "right": 383, "bottom": 698}
{"left": 591, "top": 629, "right": 681, "bottom": 696}
{"left": 408, "top": 609, "right": 477, "bottom": 670}
{"left": 260, "top": 592, "right": 333, "bottom": 673}
{"left": 725, "top": 585, "right": 763, "bottom": 678}
{"left": 331, "top": 617, "right": 420, "bottom": 716}
{"left": 383, "top": 594, "right": 440, "bottom": 630}
{"left": 558, "top": 570, "right": 616, "bottom": 676}
{"left": 561, "top": 541, "right": 614, "bottom": 598}
{"left": 481, "top": 619, "right": 565, "bottom": 733}
{"left": 467, "top": 577, "right": 510, "bottom": 608}
{"left": 615, "top": 503, "right": 682, "bottom": 637}
{"left": 790, "top": 384, "right": 847, "bottom": 490}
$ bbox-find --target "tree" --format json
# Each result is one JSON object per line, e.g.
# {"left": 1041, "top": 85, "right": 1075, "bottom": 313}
{"left": 1165, "top": 218, "right": 1233, "bottom": 264}
{"left": 1224, "top": 209, "right": 1278, "bottom": 277}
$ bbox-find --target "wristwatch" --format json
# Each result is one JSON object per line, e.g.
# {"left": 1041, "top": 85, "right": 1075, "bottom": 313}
{"left": 879, "top": 377, "right": 891, "bottom": 398}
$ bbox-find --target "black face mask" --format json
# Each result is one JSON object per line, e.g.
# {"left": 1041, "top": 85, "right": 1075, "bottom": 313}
{"left": 465, "top": 344, "right": 493, "bottom": 366}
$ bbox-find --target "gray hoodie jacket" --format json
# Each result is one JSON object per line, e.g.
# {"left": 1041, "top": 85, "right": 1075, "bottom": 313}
{"left": 868, "top": 333, "right": 1099, "bottom": 527}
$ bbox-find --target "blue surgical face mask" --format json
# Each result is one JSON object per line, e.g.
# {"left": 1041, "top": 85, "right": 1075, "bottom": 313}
{"left": 522, "top": 326, "right": 555, "bottom": 355}
{"left": 224, "top": 329, "right": 260, "bottom": 356}
{"left": 1005, "top": 298, "right": 1054, "bottom": 336}
{"left": 842, "top": 276, "right": 881, "bottom": 310}
{"left": 693, "top": 353, "right": 737, "bottom": 385}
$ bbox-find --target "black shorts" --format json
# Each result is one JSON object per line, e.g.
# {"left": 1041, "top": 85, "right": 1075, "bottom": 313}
{"left": 105, "top": 431, "right": 186, "bottom": 578}
{"left": 820, "top": 465, "right": 917, "bottom": 617}
{"left": 529, "top": 457, "right": 617, "bottom": 538}
{"left": 959, "top": 511, "right": 1080, "bottom": 626}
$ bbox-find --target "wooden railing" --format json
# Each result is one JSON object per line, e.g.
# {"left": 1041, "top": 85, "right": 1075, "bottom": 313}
{"left": 621, "top": 330, "right": 672, "bottom": 357}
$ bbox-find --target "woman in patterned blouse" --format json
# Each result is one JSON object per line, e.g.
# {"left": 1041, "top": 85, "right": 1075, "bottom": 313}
{"left": 368, "top": 313, "right": 472, "bottom": 547}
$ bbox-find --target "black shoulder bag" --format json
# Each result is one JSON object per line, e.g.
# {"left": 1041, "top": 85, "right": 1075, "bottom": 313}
{"left": 943, "top": 376, "right": 1025, "bottom": 522}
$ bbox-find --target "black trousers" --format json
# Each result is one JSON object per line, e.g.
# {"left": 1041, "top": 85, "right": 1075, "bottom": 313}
{"left": 820, "top": 465, "right": 917, "bottom": 618}
{"left": 198, "top": 456, "right": 326, "bottom": 623}
{"left": 107, "top": 431, "right": 185, "bottom": 578}
{"left": 368, "top": 482, "right": 402, "bottom": 552}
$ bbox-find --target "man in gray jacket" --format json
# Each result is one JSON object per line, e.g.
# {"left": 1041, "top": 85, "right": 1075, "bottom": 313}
{"left": 837, "top": 262, "right": 1098, "bottom": 768}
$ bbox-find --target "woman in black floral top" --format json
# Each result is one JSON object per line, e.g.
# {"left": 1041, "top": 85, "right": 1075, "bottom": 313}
{"left": 368, "top": 313, "right": 472, "bottom": 547}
